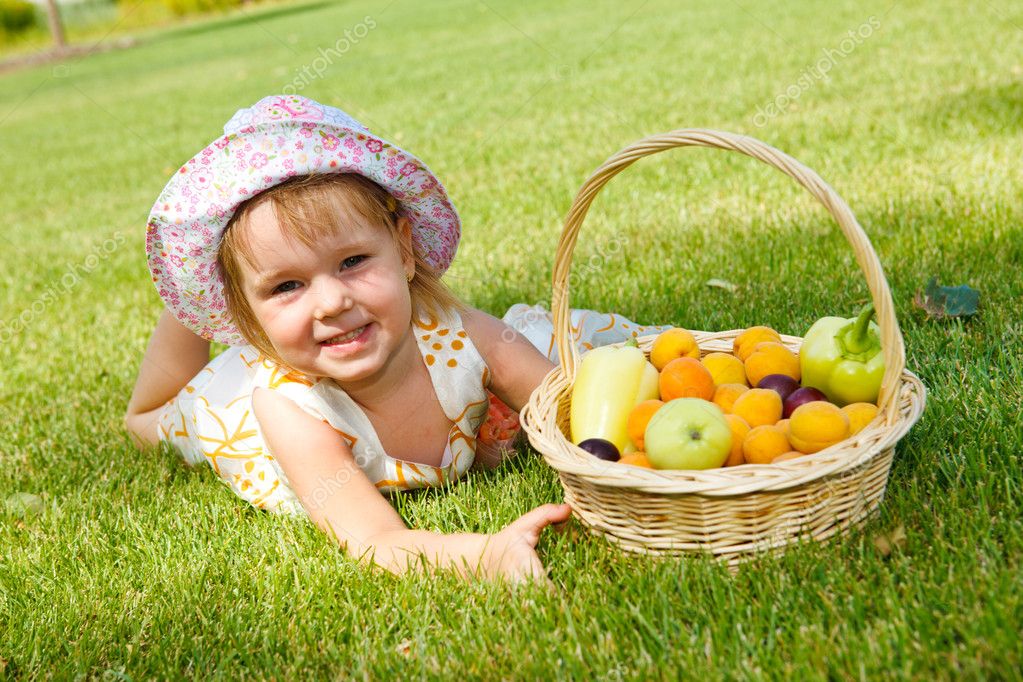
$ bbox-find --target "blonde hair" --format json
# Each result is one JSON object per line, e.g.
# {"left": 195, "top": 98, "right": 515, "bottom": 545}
{"left": 217, "top": 173, "right": 466, "bottom": 366}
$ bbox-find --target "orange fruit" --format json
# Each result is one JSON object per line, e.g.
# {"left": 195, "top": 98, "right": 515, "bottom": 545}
{"left": 712, "top": 383, "right": 749, "bottom": 414}
{"left": 619, "top": 451, "right": 653, "bottom": 468}
{"left": 743, "top": 424, "right": 791, "bottom": 464}
{"left": 627, "top": 399, "right": 664, "bottom": 450}
{"left": 724, "top": 414, "right": 750, "bottom": 466}
{"left": 659, "top": 357, "right": 716, "bottom": 402}
{"left": 733, "top": 326, "right": 782, "bottom": 362}
{"left": 650, "top": 328, "right": 701, "bottom": 370}
{"left": 772, "top": 451, "right": 804, "bottom": 463}
{"left": 730, "top": 388, "right": 783, "bottom": 428}
{"left": 744, "top": 341, "right": 801, "bottom": 386}
{"left": 788, "top": 401, "right": 850, "bottom": 454}
{"left": 775, "top": 418, "right": 790, "bottom": 438}
{"left": 700, "top": 352, "right": 748, "bottom": 386}
{"left": 842, "top": 402, "right": 879, "bottom": 435}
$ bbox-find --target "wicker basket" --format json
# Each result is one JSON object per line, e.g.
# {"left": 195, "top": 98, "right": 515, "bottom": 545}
{"left": 521, "top": 129, "right": 926, "bottom": 566}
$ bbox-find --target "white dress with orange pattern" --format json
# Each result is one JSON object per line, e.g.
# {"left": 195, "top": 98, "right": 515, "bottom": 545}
{"left": 157, "top": 305, "right": 491, "bottom": 516}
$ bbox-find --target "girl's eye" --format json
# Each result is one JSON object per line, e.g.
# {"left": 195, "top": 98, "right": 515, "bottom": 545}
{"left": 341, "top": 255, "right": 366, "bottom": 270}
{"left": 272, "top": 281, "right": 300, "bottom": 295}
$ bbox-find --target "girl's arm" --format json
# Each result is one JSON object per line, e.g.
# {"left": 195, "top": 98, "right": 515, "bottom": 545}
{"left": 253, "top": 387, "right": 569, "bottom": 583}
{"left": 125, "top": 309, "right": 211, "bottom": 447}
{"left": 460, "top": 307, "right": 556, "bottom": 413}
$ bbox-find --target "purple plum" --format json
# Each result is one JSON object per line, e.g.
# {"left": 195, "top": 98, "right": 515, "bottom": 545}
{"left": 577, "top": 438, "right": 620, "bottom": 461}
{"left": 783, "top": 386, "right": 829, "bottom": 418}
{"left": 757, "top": 374, "right": 801, "bottom": 403}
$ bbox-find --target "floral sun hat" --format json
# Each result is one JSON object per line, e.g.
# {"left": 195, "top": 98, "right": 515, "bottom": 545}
{"left": 146, "top": 95, "right": 460, "bottom": 345}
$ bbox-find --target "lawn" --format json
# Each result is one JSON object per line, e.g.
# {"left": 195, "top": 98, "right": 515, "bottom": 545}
{"left": 1, "top": 0, "right": 1021, "bottom": 678}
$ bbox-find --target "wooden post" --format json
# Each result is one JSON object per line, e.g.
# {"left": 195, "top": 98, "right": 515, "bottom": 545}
{"left": 43, "top": 0, "right": 67, "bottom": 51}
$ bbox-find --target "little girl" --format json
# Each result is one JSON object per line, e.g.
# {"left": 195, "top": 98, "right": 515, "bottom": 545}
{"left": 125, "top": 95, "right": 665, "bottom": 585}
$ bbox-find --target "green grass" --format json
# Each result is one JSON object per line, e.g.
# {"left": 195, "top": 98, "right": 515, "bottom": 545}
{"left": 1, "top": 0, "right": 1021, "bottom": 678}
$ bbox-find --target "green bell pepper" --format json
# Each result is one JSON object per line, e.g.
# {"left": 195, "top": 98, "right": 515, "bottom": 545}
{"left": 570, "top": 338, "right": 659, "bottom": 453}
{"left": 800, "top": 303, "right": 886, "bottom": 406}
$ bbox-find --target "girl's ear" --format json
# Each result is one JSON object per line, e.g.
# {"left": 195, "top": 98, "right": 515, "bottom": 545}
{"left": 396, "top": 216, "right": 415, "bottom": 276}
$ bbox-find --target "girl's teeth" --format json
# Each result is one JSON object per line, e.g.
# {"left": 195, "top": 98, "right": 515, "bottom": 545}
{"left": 325, "top": 326, "right": 365, "bottom": 344}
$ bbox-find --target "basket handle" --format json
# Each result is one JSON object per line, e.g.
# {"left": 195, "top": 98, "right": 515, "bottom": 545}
{"left": 551, "top": 129, "right": 906, "bottom": 414}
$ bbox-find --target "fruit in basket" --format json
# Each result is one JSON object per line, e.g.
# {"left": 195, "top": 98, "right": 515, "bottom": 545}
{"left": 724, "top": 414, "right": 750, "bottom": 466}
{"left": 578, "top": 438, "right": 621, "bottom": 461}
{"left": 744, "top": 342, "right": 801, "bottom": 386}
{"left": 756, "top": 374, "right": 800, "bottom": 403}
{"left": 619, "top": 451, "right": 653, "bottom": 468}
{"left": 787, "top": 401, "right": 851, "bottom": 454}
{"left": 782, "top": 386, "right": 829, "bottom": 419}
{"left": 700, "top": 352, "right": 748, "bottom": 386}
{"left": 772, "top": 451, "right": 804, "bottom": 463}
{"left": 627, "top": 399, "right": 664, "bottom": 450}
{"left": 731, "top": 388, "right": 783, "bottom": 429}
{"left": 570, "top": 338, "right": 659, "bottom": 453}
{"left": 733, "top": 326, "right": 783, "bottom": 362}
{"left": 776, "top": 418, "right": 790, "bottom": 438}
{"left": 650, "top": 328, "right": 701, "bottom": 370}
{"left": 644, "top": 398, "right": 732, "bottom": 470}
{"left": 742, "top": 424, "right": 792, "bottom": 464}
{"left": 659, "top": 357, "right": 716, "bottom": 401}
{"left": 842, "top": 402, "right": 880, "bottom": 435}
{"left": 712, "top": 383, "right": 749, "bottom": 414}
{"left": 800, "top": 303, "right": 885, "bottom": 405}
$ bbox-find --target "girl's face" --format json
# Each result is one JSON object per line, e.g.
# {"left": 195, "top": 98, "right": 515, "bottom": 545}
{"left": 237, "top": 201, "right": 417, "bottom": 388}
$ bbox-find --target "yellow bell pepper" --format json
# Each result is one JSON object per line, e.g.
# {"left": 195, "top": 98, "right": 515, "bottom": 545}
{"left": 570, "top": 338, "right": 660, "bottom": 453}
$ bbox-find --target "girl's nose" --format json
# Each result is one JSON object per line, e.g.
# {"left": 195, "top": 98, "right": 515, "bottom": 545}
{"left": 313, "top": 276, "right": 352, "bottom": 321}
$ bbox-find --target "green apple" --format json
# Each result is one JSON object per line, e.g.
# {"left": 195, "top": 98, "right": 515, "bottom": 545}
{"left": 644, "top": 398, "right": 732, "bottom": 470}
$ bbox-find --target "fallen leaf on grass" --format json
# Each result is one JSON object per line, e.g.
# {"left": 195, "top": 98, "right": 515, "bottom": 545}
{"left": 913, "top": 277, "right": 979, "bottom": 318}
{"left": 706, "top": 278, "right": 739, "bottom": 293}
{"left": 873, "top": 524, "right": 907, "bottom": 557}
{"left": 4, "top": 493, "right": 43, "bottom": 519}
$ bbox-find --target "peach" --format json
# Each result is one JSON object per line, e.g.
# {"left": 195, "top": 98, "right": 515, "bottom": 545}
{"left": 743, "top": 424, "right": 791, "bottom": 464}
{"left": 842, "top": 402, "right": 880, "bottom": 436}
{"left": 650, "top": 328, "right": 700, "bottom": 371}
{"left": 744, "top": 341, "right": 801, "bottom": 386}
{"left": 730, "top": 388, "right": 783, "bottom": 428}
{"left": 627, "top": 399, "right": 664, "bottom": 450}
{"left": 701, "top": 352, "right": 748, "bottom": 386}
{"left": 733, "top": 326, "right": 782, "bottom": 362}
{"left": 712, "top": 383, "right": 749, "bottom": 414}
{"left": 619, "top": 451, "right": 653, "bottom": 468}
{"left": 724, "top": 414, "right": 750, "bottom": 467}
{"left": 788, "top": 401, "right": 850, "bottom": 454}
{"left": 659, "top": 357, "right": 716, "bottom": 402}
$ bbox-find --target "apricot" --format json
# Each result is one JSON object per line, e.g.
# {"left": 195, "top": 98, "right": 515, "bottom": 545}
{"left": 775, "top": 418, "right": 790, "bottom": 438}
{"left": 724, "top": 414, "right": 750, "bottom": 466}
{"left": 744, "top": 341, "right": 801, "bottom": 386}
{"left": 712, "top": 383, "right": 749, "bottom": 414}
{"left": 730, "top": 388, "right": 783, "bottom": 429}
{"left": 701, "top": 352, "right": 748, "bottom": 386}
{"left": 659, "top": 357, "right": 716, "bottom": 402}
{"left": 627, "top": 399, "right": 664, "bottom": 450}
{"left": 842, "top": 402, "right": 880, "bottom": 436}
{"left": 772, "top": 451, "right": 804, "bottom": 463}
{"left": 650, "top": 328, "right": 700, "bottom": 370}
{"left": 743, "top": 424, "right": 791, "bottom": 464}
{"left": 619, "top": 451, "right": 653, "bottom": 468}
{"left": 788, "top": 401, "right": 850, "bottom": 454}
{"left": 733, "top": 326, "right": 782, "bottom": 362}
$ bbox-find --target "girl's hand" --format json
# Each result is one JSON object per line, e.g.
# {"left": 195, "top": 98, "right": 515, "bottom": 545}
{"left": 481, "top": 503, "right": 572, "bottom": 586}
